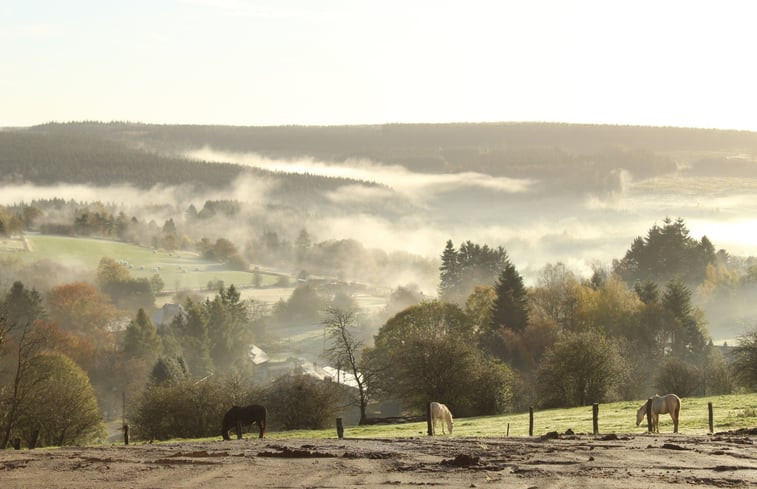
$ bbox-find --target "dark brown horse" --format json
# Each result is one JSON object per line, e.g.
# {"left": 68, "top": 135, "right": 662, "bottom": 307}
{"left": 222, "top": 404, "right": 267, "bottom": 440}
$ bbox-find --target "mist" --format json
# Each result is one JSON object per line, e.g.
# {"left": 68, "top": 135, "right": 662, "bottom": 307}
{"left": 5, "top": 147, "right": 755, "bottom": 288}
{"left": 182, "top": 148, "right": 757, "bottom": 282}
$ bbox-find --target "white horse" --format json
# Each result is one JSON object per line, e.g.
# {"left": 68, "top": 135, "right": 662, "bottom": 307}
{"left": 636, "top": 394, "right": 681, "bottom": 433}
{"left": 430, "top": 402, "right": 454, "bottom": 435}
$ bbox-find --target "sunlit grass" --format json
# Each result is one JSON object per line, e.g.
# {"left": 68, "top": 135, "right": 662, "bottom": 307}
{"left": 128, "top": 393, "right": 757, "bottom": 446}
{"left": 5, "top": 234, "right": 283, "bottom": 292}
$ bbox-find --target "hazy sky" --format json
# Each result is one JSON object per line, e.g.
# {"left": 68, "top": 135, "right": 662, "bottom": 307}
{"left": 2, "top": 0, "right": 756, "bottom": 130}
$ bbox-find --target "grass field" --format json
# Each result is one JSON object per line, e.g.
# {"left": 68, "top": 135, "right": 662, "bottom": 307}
{"left": 145, "top": 393, "right": 757, "bottom": 446}
{"left": 269, "top": 393, "right": 757, "bottom": 440}
{"left": 5, "top": 234, "right": 285, "bottom": 294}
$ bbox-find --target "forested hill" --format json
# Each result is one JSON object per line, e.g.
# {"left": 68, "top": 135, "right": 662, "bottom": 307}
{"left": 0, "top": 124, "right": 379, "bottom": 195}
{"left": 3, "top": 121, "right": 757, "bottom": 195}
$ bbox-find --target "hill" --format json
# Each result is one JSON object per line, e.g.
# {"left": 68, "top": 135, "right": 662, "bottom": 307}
{"left": 1, "top": 122, "right": 754, "bottom": 196}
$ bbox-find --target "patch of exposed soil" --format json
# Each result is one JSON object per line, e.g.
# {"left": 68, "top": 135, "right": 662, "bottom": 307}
{"left": 0, "top": 431, "right": 755, "bottom": 488}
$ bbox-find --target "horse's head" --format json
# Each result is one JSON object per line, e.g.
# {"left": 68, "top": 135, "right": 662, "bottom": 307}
{"left": 635, "top": 404, "right": 646, "bottom": 426}
{"left": 448, "top": 419, "right": 454, "bottom": 434}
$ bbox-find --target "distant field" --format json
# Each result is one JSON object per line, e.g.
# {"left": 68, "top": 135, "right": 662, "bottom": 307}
{"left": 4, "top": 234, "right": 285, "bottom": 294}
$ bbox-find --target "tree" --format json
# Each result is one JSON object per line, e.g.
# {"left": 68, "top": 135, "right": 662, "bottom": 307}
{"left": 530, "top": 262, "right": 580, "bottom": 328}
{"left": 438, "top": 240, "right": 510, "bottom": 305}
{"left": 96, "top": 257, "right": 155, "bottom": 310}
{"left": 654, "top": 357, "right": 701, "bottom": 397}
{"left": 489, "top": 261, "right": 529, "bottom": 333}
{"left": 46, "top": 282, "right": 119, "bottom": 348}
{"left": 536, "top": 330, "right": 627, "bottom": 408}
{"left": 614, "top": 217, "right": 717, "bottom": 286}
{"left": 150, "top": 356, "right": 189, "bottom": 386}
{"left": 263, "top": 374, "right": 341, "bottom": 430}
{"left": 662, "top": 279, "right": 708, "bottom": 361}
{"left": 0, "top": 282, "right": 47, "bottom": 448}
{"left": 464, "top": 285, "right": 495, "bottom": 334}
{"left": 271, "top": 284, "right": 325, "bottom": 328}
{"left": 365, "top": 301, "right": 513, "bottom": 416}
{"left": 205, "top": 285, "right": 251, "bottom": 372}
{"left": 169, "top": 298, "right": 213, "bottom": 377}
{"left": 123, "top": 308, "right": 162, "bottom": 364}
{"left": 322, "top": 307, "right": 374, "bottom": 424}
{"left": 438, "top": 240, "right": 460, "bottom": 302}
{"left": 731, "top": 328, "right": 757, "bottom": 391}
{"left": 295, "top": 228, "right": 312, "bottom": 265}
{"left": 95, "top": 257, "right": 130, "bottom": 287}
{"left": 16, "top": 352, "right": 103, "bottom": 447}
{"left": 479, "top": 261, "right": 529, "bottom": 366}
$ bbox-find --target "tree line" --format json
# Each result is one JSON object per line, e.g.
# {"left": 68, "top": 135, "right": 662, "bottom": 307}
{"left": 18, "top": 121, "right": 757, "bottom": 196}
{"left": 1, "top": 218, "right": 756, "bottom": 447}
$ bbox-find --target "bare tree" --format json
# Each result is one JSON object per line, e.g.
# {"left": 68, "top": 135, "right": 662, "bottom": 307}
{"left": 322, "top": 307, "right": 374, "bottom": 424}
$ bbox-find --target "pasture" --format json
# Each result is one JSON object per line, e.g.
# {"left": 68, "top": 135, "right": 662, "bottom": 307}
{"left": 5, "top": 234, "right": 284, "bottom": 294}
{"left": 176, "top": 393, "right": 756, "bottom": 443}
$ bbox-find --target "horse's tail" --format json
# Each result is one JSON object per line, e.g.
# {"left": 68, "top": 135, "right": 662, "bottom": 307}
{"left": 675, "top": 397, "right": 681, "bottom": 420}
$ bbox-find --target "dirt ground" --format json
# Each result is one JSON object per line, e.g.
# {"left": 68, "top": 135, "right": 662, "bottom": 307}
{"left": 1, "top": 430, "right": 755, "bottom": 488}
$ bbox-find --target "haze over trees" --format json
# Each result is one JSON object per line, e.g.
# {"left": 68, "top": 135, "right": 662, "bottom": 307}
{"left": 1, "top": 121, "right": 756, "bottom": 443}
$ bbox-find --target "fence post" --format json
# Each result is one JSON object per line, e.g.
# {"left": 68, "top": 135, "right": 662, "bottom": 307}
{"left": 592, "top": 403, "right": 599, "bottom": 435}
{"left": 29, "top": 428, "right": 39, "bottom": 450}
{"left": 336, "top": 418, "right": 344, "bottom": 439}
{"left": 506, "top": 422, "right": 510, "bottom": 437}
{"left": 708, "top": 402, "right": 713, "bottom": 434}
{"left": 123, "top": 423, "right": 130, "bottom": 445}
{"left": 529, "top": 407, "right": 534, "bottom": 437}
{"left": 426, "top": 402, "right": 433, "bottom": 436}
{"left": 646, "top": 398, "right": 653, "bottom": 432}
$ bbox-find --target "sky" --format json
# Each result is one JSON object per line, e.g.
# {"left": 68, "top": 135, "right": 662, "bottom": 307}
{"left": 2, "top": 0, "right": 757, "bottom": 130}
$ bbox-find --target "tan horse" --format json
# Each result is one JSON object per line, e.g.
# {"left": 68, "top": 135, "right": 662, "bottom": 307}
{"left": 430, "top": 402, "right": 454, "bottom": 435}
{"left": 636, "top": 394, "right": 681, "bottom": 433}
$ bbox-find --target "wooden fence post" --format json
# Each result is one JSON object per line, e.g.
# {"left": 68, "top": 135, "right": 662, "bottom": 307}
{"left": 646, "top": 398, "right": 653, "bottom": 432}
{"left": 336, "top": 418, "right": 344, "bottom": 439}
{"left": 426, "top": 402, "right": 433, "bottom": 436}
{"left": 29, "top": 429, "right": 39, "bottom": 450}
{"left": 592, "top": 403, "right": 599, "bottom": 435}
{"left": 506, "top": 423, "right": 510, "bottom": 437}
{"left": 528, "top": 407, "right": 534, "bottom": 437}
{"left": 123, "top": 423, "right": 130, "bottom": 445}
{"left": 708, "top": 402, "right": 714, "bottom": 434}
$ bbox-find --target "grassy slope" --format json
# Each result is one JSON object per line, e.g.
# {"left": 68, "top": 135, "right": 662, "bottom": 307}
{"left": 168, "top": 393, "right": 756, "bottom": 445}
{"left": 13, "top": 234, "right": 282, "bottom": 292}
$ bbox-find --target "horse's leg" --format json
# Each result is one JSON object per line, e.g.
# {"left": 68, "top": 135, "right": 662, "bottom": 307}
{"left": 257, "top": 420, "right": 264, "bottom": 439}
{"left": 236, "top": 422, "right": 242, "bottom": 440}
{"left": 653, "top": 413, "right": 659, "bottom": 433}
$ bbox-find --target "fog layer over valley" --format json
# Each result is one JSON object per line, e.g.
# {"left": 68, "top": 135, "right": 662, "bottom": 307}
{"left": 2, "top": 122, "right": 757, "bottom": 343}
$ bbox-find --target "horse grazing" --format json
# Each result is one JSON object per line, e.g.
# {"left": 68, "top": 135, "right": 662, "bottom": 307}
{"left": 636, "top": 394, "right": 681, "bottom": 433}
{"left": 222, "top": 404, "right": 267, "bottom": 440}
{"left": 429, "top": 402, "right": 454, "bottom": 435}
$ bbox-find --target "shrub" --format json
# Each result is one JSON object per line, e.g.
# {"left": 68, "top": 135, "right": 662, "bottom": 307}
{"left": 654, "top": 357, "right": 701, "bottom": 397}
{"left": 263, "top": 374, "right": 341, "bottom": 430}
{"left": 732, "top": 329, "right": 757, "bottom": 391}
{"left": 536, "top": 330, "right": 627, "bottom": 408}
{"left": 16, "top": 352, "right": 104, "bottom": 447}
{"left": 131, "top": 374, "right": 263, "bottom": 441}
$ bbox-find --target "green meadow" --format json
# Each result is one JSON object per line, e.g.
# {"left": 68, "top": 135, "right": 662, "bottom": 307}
{"left": 6, "top": 234, "right": 284, "bottom": 292}
{"left": 171, "top": 393, "right": 757, "bottom": 444}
